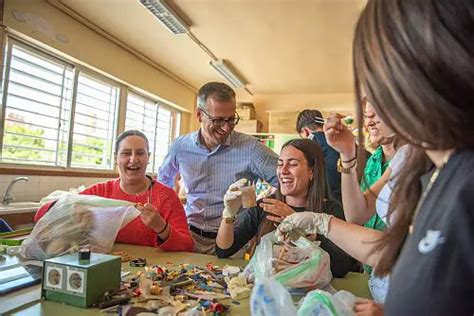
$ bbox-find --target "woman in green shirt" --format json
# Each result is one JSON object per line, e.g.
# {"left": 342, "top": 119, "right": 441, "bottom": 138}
{"left": 361, "top": 100, "right": 397, "bottom": 236}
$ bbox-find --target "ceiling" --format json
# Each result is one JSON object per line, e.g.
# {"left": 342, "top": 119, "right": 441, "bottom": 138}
{"left": 55, "top": 0, "right": 365, "bottom": 100}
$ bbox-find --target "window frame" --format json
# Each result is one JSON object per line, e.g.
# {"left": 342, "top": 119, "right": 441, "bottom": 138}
{"left": 0, "top": 37, "right": 181, "bottom": 177}
{"left": 124, "top": 89, "right": 179, "bottom": 173}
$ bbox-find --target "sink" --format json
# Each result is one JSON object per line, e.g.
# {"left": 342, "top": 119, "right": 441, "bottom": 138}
{"left": 0, "top": 202, "right": 41, "bottom": 214}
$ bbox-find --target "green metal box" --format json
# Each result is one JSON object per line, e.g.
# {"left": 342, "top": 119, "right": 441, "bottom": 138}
{"left": 42, "top": 253, "right": 121, "bottom": 308}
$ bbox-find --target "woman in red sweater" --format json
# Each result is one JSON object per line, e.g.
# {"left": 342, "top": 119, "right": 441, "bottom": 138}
{"left": 35, "top": 130, "right": 193, "bottom": 252}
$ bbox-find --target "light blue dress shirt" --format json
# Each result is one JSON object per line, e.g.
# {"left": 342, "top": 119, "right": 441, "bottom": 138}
{"left": 158, "top": 130, "right": 279, "bottom": 232}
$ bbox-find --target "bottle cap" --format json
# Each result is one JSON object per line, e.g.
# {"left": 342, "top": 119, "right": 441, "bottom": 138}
{"left": 79, "top": 248, "right": 91, "bottom": 260}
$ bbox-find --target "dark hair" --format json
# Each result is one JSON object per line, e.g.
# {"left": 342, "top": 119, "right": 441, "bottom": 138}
{"left": 197, "top": 82, "right": 236, "bottom": 110}
{"left": 255, "top": 138, "right": 328, "bottom": 245}
{"left": 353, "top": 0, "right": 474, "bottom": 275}
{"left": 114, "top": 130, "right": 150, "bottom": 156}
{"left": 296, "top": 109, "right": 324, "bottom": 133}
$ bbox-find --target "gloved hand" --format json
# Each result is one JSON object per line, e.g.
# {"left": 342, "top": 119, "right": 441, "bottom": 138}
{"left": 276, "top": 211, "right": 334, "bottom": 242}
{"left": 223, "top": 179, "right": 247, "bottom": 219}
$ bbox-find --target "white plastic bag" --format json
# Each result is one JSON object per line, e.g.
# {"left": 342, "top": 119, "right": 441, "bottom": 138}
{"left": 250, "top": 278, "right": 356, "bottom": 316}
{"left": 245, "top": 232, "right": 332, "bottom": 291}
{"left": 20, "top": 194, "right": 140, "bottom": 260}
{"left": 39, "top": 185, "right": 86, "bottom": 206}
{"left": 297, "top": 289, "right": 356, "bottom": 316}
{"left": 250, "top": 278, "right": 297, "bottom": 316}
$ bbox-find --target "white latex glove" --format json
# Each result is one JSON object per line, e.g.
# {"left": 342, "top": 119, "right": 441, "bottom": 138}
{"left": 276, "top": 211, "right": 334, "bottom": 242}
{"left": 222, "top": 179, "right": 247, "bottom": 219}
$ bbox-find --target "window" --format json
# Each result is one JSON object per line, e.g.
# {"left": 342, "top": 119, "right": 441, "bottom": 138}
{"left": 0, "top": 40, "right": 180, "bottom": 172}
{"left": 0, "top": 44, "right": 73, "bottom": 166}
{"left": 125, "top": 91, "right": 174, "bottom": 172}
{"left": 154, "top": 106, "right": 173, "bottom": 168}
{"left": 70, "top": 73, "right": 118, "bottom": 169}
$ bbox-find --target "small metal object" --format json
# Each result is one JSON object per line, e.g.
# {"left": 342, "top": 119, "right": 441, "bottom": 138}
{"left": 129, "top": 258, "right": 147, "bottom": 267}
{"left": 314, "top": 115, "right": 354, "bottom": 126}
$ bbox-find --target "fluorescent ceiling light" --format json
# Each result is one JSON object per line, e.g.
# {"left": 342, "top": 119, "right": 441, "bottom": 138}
{"left": 210, "top": 59, "right": 246, "bottom": 88}
{"left": 139, "top": 0, "right": 189, "bottom": 35}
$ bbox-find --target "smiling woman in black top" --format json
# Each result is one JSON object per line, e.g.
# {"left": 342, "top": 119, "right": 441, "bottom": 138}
{"left": 215, "top": 138, "right": 354, "bottom": 278}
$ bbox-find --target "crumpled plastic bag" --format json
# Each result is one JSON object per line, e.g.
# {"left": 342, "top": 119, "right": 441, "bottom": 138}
{"left": 297, "top": 288, "right": 356, "bottom": 316}
{"left": 39, "top": 186, "right": 86, "bottom": 206}
{"left": 20, "top": 194, "right": 140, "bottom": 260}
{"left": 251, "top": 278, "right": 356, "bottom": 316}
{"left": 251, "top": 277, "right": 295, "bottom": 316}
{"left": 245, "top": 232, "right": 332, "bottom": 291}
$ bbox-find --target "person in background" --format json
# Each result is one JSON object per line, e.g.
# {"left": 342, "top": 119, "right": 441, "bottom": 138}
{"left": 296, "top": 109, "right": 341, "bottom": 203}
{"left": 325, "top": 110, "right": 408, "bottom": 303}
{"left": 279, "top": 0, "right": 474, "bottom": 314}
{"left": 359, "top": 99, "right": 397, "bottom": 242}
{"left": 334, "top": 100, "right": 403, "bottom": 274}
{"left": 158, "top": 82, "right": 279, "bottom": 254}
{"left": 34, "top": 130, "right": 194, "bottom": 252}
{"left": 216, "top": 139, "right": 354, "bottom": 278}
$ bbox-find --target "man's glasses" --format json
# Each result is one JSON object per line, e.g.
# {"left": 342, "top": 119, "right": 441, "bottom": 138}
{"left": 199, "top": 108, "right": 240, "bottom": 128}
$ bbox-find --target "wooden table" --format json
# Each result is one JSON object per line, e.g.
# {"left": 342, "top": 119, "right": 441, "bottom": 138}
{"left": 4, "top": 244, "right": 371, "bottom": 315}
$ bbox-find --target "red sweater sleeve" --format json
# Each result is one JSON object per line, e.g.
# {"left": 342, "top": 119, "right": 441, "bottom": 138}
{"left": 34, "top": 201, "right": 56, "bottom": 222}
{"left": 153, "top": 186, "right": 194, "bottom": 252}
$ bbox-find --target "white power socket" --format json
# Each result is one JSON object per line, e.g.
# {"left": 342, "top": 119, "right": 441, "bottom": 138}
{"left": 45, "top": 265, "right": 63, "bottom": 289}
{"left": 66, "top": 268, "right": 85, "bottom": 294}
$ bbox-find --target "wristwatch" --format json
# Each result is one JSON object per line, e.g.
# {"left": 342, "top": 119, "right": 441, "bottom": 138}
{"left": 337, "top": 158, "right": 357, "bottom": 174}
{"left": 224, "top": 216, "right": 236, "bottom": 224}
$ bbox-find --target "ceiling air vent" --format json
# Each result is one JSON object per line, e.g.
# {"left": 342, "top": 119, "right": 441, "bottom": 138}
{"left": 139, "top": 0, "right": 189, "bottom": 35}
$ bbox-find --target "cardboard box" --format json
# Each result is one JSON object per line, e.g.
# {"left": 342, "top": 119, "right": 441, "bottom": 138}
{"left": 234, "top": 119, "right": 261, "bottom": 134}
{"left": 268, "top": 111, "right": 300, "bottom": 133}
{"left": 236, "top": 103, "right": 256, "bottom": 120}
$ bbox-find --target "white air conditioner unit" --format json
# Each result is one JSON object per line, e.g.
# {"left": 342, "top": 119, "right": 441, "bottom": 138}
{"left": 210, "top": 59, "right": 246, "bottom": 88}
{"left": 139, "top": 0, "right": 189, "bottom": 35}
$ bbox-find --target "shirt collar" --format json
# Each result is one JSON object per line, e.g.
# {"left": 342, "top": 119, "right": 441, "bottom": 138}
{"left": 371, "top": 146, "right": 384, "bottom": 161}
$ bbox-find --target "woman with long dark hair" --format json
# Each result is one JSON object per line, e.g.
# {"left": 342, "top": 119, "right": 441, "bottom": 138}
{"left": 215, "top": 138, "right": 354, "bottom": 277}
{"left": 279, "top": 0, "right": 474, "bottom": 314}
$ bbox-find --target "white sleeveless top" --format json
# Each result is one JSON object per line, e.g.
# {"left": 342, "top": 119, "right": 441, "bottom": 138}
{"left": 375, "top": 145, "right": 410, "bottom": 225}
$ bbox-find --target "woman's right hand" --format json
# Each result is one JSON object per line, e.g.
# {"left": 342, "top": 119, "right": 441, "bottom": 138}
{"left": 276, "top": 211, "right": 334, "bottom": 241}
{"left": 222, "top": 179, "right": 247, "bottom": 220}
{"left": 323, "top": 113, "right": 356, "bottom": 158}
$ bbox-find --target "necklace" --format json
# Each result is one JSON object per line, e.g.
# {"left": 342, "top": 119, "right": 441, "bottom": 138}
{"left": 121, "top": 178, "right": 150, "bottom": 196}
{"left": 408, "top": 152, "right": 453, "bottom": 234}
